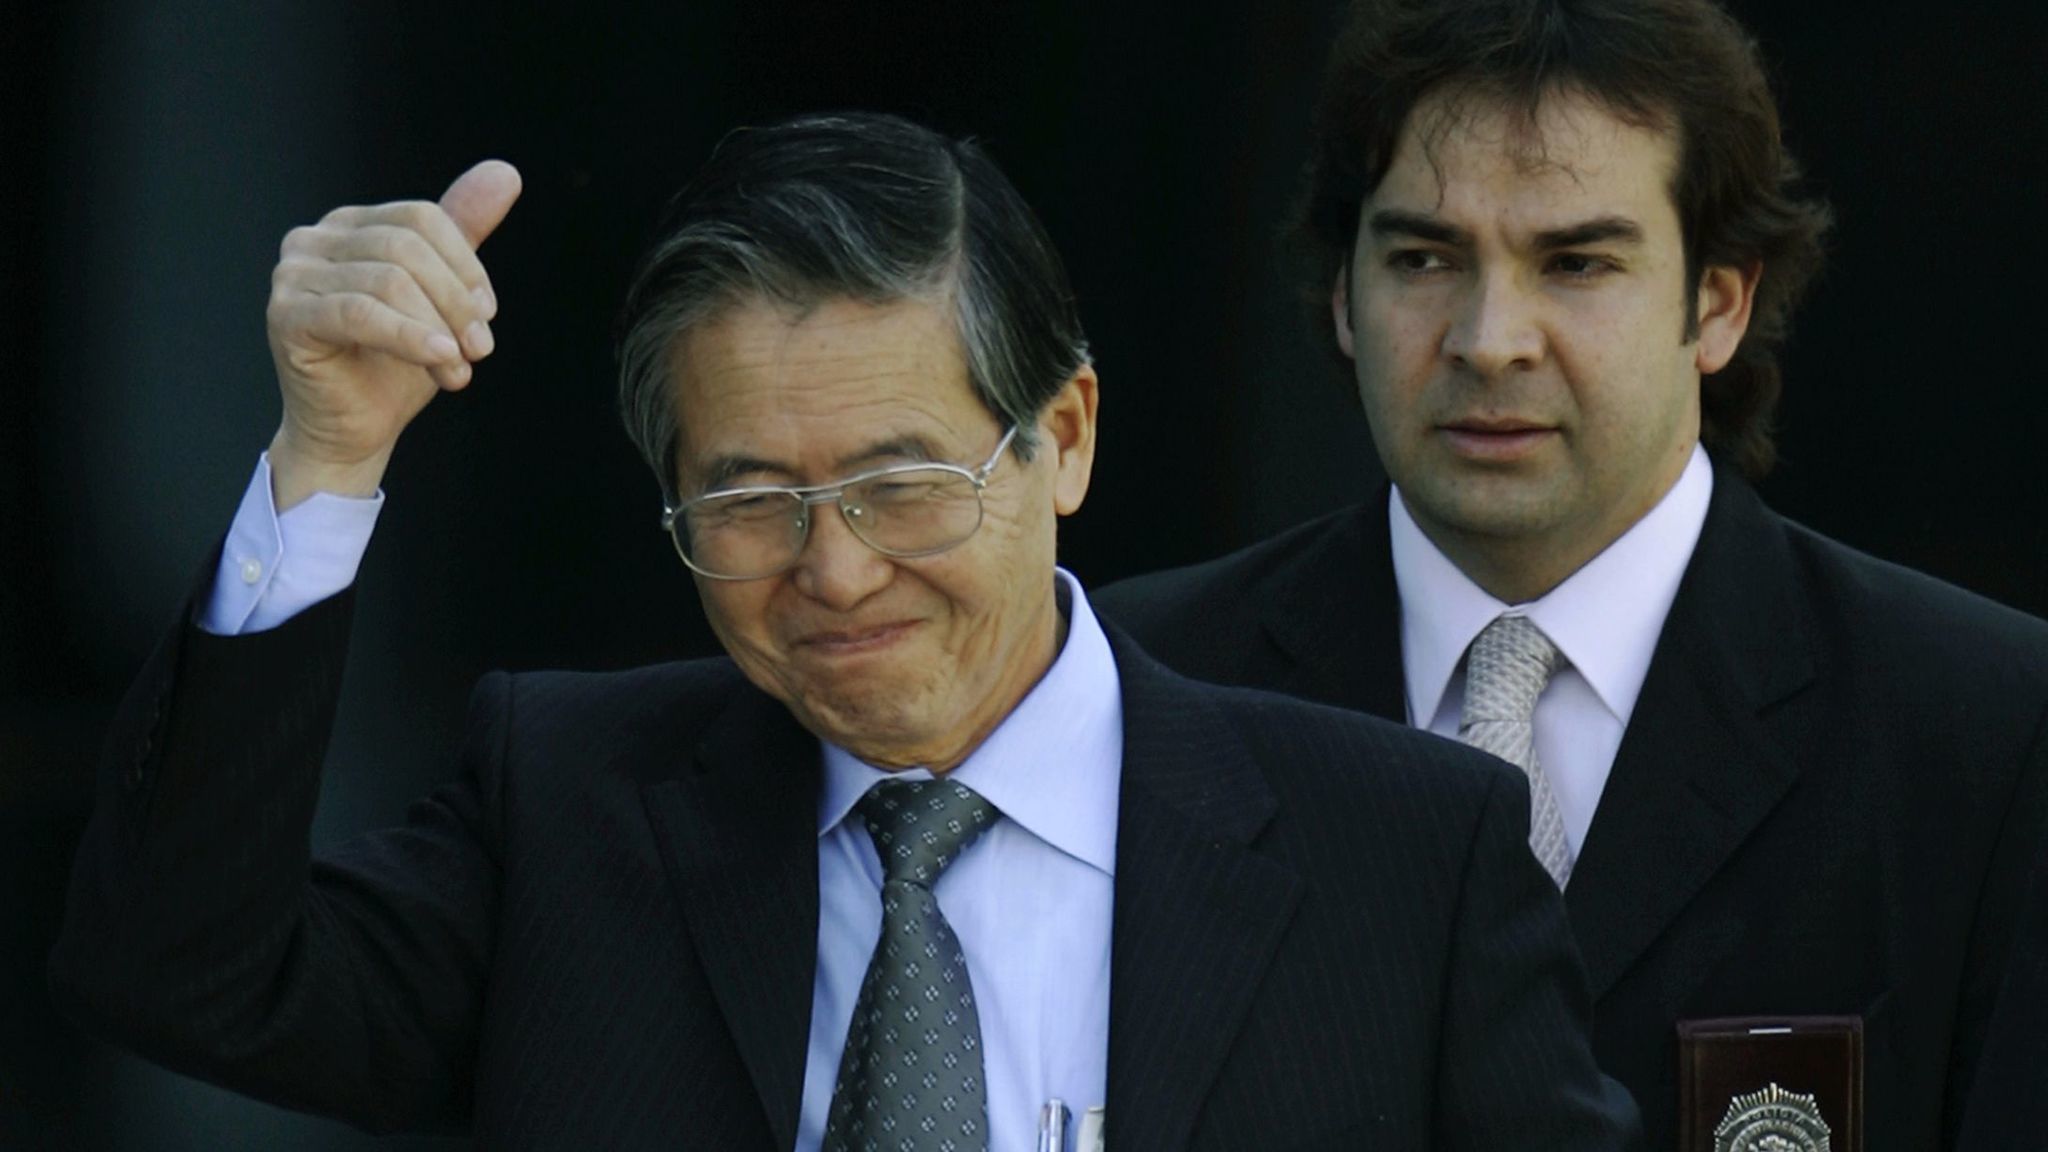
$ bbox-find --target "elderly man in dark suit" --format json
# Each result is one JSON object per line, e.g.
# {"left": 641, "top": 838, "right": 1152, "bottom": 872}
{"left": 1098, "top": 1, "right": 2048, "bottom": 1149}
{"left": 49, "top": 113, "right": 1635, "bottom": 1149}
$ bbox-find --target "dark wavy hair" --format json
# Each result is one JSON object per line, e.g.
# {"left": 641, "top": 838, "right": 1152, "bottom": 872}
{"left": 1303, "top": 0, "right": 1831, "bottom": 478}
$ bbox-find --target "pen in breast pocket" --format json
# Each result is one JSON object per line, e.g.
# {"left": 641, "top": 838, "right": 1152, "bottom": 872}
{"left": 1038, "top": 1098, "right": 1068, "bottom": 1152}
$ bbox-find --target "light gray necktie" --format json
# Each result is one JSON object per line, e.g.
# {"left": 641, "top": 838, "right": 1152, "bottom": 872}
{"left": 1459, "top": 614, "right": 1575, "bottom": 888}
{"left": 825, "top": 778, "right": 997, "bottom": 1152}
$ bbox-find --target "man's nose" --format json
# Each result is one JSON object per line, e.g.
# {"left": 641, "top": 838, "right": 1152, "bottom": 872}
{"left": 1441, "top": 270, "right": 1545, "bottom": 378}
{"left": 790, "top": 498, "right": 894, "bottom": 609}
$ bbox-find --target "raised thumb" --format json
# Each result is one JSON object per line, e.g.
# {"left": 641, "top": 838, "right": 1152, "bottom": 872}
{"left": 438, "top": 159, "right": 523, "bottom": 248}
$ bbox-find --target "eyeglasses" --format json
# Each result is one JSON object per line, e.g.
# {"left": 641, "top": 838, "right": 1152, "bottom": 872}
{"left": 660, "top": 426, "right": 1020, "bottom": 580}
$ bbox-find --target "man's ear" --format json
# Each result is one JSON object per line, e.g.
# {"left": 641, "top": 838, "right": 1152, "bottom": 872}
{"left": 1331, "top": 267, "right": 1358, "bottom": 359}
{"left": 1044, "top": 365, "right": 1098, "bottom": 516}
{"left": 1696, "top": 261, "right": 1761, "bottom": 374}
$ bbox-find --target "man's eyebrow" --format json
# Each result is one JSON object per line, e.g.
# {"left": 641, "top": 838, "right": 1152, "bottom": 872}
{"left": 697, "top": 454, "right": 792, "bottom": 491}
{"left": 1365, "top": 210, "right": 1646, "bottom": 251}
{"left": 836, "top": 435, "right": 940, "bottom": 472}
{"left": 1533, "top": 216, "right": 1644, "bottom": 249}
{"left": 694, "top": 435, "right": 942, "bottom": 492}
{"left": 1367, "top": 209, "right": 1470, "bottom": 246}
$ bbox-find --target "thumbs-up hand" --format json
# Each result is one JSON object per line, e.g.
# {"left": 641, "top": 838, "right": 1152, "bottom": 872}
{"left": 264, "top": 160, "right": 523, "bottom": 509}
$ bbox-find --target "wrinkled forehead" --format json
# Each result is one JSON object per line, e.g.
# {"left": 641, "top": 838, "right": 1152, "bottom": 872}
{"left": 664, "top": 293, "right": 988, "bottom": 483}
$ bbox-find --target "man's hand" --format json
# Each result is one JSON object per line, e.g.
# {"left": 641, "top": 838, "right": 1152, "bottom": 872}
{"left": 264, "top": 160, "right": 523, "bottom": 510}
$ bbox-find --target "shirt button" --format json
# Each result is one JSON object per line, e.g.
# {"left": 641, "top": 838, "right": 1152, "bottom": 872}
{"left": 239, "top": 558, "right": 263, "bottom": 584}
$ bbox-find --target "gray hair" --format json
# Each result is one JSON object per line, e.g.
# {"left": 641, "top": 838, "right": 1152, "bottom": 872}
{"left": 617, "top": 112, "right": 1092, "bottom": 502}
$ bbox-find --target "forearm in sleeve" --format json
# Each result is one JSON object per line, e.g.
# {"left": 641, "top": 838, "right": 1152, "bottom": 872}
{"left": 49, "top": 497, "right": 500, "bottom": 1132}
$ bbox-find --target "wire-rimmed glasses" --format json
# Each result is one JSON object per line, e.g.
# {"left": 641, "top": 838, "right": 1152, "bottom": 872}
{"left": 660, "top": 426, "right": 1020, "bottom": 580}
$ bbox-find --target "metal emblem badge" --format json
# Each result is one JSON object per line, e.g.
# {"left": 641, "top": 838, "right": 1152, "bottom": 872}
{"left": 1713, "top": 1083, "right": 1833, "bottom": 1152}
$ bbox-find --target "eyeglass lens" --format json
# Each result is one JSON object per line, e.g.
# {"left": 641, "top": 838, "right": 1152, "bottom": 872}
{"left": 676, "top": 466, "right": 985, "bottom": 578}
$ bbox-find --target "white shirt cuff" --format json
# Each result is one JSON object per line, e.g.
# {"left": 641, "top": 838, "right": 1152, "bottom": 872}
{"left": 199, "top": 452, "right": 383, "bottom": 635}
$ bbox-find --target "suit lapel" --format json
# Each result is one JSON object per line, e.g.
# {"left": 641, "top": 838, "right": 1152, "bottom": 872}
{"left": 641, "top": 682, "right": 821, "bottom": 1152}
{"left": 1256, "top": 500, "right": 1408, "bottom": 724}
{"left": 1565, "top": 475, "right": 1817, "bottom": 998}
{"left": 1102, "top": 629, "right": 1302, "bottom": 1152}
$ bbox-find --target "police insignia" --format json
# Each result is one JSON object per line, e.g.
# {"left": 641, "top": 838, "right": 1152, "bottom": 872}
{"left": 1712, "top": 1083, "right": 1833, "bottom": 1152}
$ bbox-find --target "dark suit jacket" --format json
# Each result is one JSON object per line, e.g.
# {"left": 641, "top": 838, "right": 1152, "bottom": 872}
{"left": 50, "top": 585, "right": 1635, "bottom": 1150}
{"left": 1096, "top": 473, "right": 2048, "bottom": 1152}
{"left": 1956, "top": 835, "right": 2048, "bottom": 1150}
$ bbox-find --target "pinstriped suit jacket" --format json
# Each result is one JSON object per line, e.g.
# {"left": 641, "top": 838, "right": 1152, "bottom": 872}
{"left": 50, "top": 585, "right": 1636, "bottom": 1150}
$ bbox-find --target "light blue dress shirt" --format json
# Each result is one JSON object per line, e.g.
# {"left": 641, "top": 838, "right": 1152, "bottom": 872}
{"left": 205, "top": 455, "right": 1121, "bottom": 1152}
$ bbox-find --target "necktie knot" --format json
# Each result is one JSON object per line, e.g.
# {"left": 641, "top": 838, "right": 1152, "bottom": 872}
{"left": 1460, "top": 614, "right": 1562, "bottom": 727}
{"left": 858, "top": 778, "right": 997, "bottom": 887}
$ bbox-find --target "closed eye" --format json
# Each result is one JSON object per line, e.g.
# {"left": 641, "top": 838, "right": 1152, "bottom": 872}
{"left": 859, "top": 477, "right": 946, "bottom": 504}
{"left": 692, "top": 490, "right": 793, "bottom": 524}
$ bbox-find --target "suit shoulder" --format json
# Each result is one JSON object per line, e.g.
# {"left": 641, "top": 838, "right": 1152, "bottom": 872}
{"left": 1191, "top": 674, "right": 1516, "bottom": 806}
{"left": 473, "top": 657, "right": 752, "bottom": 752}
{"left": 1095, "top": 504, "right": 1375, "bottom": 638}
{"left": 1172, "top": 678, "right": 1531, "bottom": 891}
{"left": 1779, "top": 518, "right": 2048, "bottom": 687}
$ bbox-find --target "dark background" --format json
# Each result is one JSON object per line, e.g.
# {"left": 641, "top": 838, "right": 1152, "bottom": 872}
{"left": 4, "top": 2, "right": 2043, "bottom": 1148}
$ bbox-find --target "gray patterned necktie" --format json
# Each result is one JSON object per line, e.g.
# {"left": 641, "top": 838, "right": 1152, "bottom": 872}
{"left": 824, "top": 778, "right": 998, "bottom": 1152}
{"left": 1459, "top": 614, "right": 1575, "bottom": 888}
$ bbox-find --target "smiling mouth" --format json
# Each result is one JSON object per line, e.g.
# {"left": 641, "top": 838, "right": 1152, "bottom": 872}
{"left": 795, "top": 621, "right": 920, "bottom": 656}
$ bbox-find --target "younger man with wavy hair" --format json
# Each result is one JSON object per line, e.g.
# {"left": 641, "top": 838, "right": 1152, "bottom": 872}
{"left": 1101, "top": 1, "right": 2048, "bottom": 1146}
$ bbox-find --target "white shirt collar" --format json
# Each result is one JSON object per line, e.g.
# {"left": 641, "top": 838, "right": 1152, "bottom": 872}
{"left": 1390, "top": 444, "right": 1714, "bottom": 728}
{"left": 816, "top": 567, "right": 1122, "bottom": 877}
